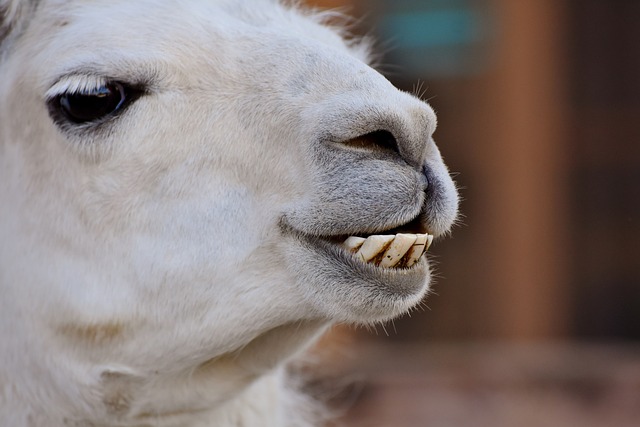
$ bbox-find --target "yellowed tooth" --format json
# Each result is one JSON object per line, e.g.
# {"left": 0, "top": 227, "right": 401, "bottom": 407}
{"left": 342, "top": 236, "right": 366, "bottom": 253}
{"left": 404, "top": 234, "right": 428, "bottom": 267}
{"left": 380, "top": 233, "right": 417, "bottom": 267}
{"left": 425, "top": 234, "right": 434, "bottom": 252}
{"left": 356, "top": 235, "right": 395, "bottom": 262}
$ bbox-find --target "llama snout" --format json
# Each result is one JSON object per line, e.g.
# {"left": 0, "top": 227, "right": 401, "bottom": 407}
{"left": 311, "top": 86, "right": 458, "bottom": 237}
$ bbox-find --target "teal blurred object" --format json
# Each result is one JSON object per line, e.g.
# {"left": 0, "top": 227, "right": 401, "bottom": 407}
{"left": 375, "top": 0, "right": 495, "bottom": 78}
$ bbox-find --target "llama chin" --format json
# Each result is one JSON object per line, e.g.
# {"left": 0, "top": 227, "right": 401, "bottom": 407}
{"left": 0, "top": 1, "right": 459, "bottom": 425}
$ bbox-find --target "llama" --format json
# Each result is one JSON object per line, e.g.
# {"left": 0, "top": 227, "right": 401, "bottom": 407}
{"left": 0, "top": 0, "right": 459, "bottom": 425}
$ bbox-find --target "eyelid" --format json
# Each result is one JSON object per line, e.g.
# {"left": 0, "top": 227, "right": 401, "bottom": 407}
{"left": 45, "top": 75, "right": 109, "bottom": 100}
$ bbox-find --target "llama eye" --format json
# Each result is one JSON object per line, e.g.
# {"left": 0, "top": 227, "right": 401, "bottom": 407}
{"left": 54, "top": 82, "right": 130, "bottom": 124}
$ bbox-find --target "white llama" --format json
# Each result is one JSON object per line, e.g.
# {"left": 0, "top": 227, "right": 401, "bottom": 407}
{"left": 0, "top": 0, "right": 459, "bottom": 425}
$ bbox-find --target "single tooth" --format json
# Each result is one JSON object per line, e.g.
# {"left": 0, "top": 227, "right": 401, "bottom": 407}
{"left": 425, "top": 234, "right": 434, "bottom": 252}
{"left": 380, "top": 233, "right": 417, "bottom": 268}
{"left": 403, "top": 234, "right": 428, "bottom": 267}
{"left": 356, "top": 235, "right": 395, "bottom": 262}
{"left": 342, "top": 236, "right": 366, "bottom": 253}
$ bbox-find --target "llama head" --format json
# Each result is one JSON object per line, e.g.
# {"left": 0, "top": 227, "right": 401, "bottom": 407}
{"left": 0, "top": 0, "right": 458, "bottom": 424}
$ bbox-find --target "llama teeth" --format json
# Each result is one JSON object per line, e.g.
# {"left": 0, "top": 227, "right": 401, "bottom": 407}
{"left": 404, "top": 234, "right": 428, "bottom": 267}
{"left": 379, "top": 233, "right": 417, "bottom": 267}
{"left": 355, "top": 235, "right": 395, "bottom": 262}
{"left": 343, "top": 236, "right": 366, "bottom": 253}
{"left": 342, "top": 233, "right": 434, "bottom": 267}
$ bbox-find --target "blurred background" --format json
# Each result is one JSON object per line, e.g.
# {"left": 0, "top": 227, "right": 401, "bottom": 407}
{"left": 302, "top": 0, "right": 640, "bottom": 426}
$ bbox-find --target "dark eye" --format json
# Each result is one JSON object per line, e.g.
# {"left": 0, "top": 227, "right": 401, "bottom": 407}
{"left": 53, "top": 82, "right": 136, "bottom": 124}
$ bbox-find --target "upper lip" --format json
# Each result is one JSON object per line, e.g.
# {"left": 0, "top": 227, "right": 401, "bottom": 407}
{"left": 369, "top": 213, "right": 428, "bottom": 236}
{"left": 326, "top": 212, "right": 429, "bottom": 241}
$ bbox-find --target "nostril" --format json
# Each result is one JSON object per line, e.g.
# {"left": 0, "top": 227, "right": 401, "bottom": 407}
{"left": 339, "top": 130, "right": 399, "bottom": 154}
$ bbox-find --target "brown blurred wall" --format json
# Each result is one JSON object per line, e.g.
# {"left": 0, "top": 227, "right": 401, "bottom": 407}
{"left": 467, "top": 0, "right": 570, "bottom": 340}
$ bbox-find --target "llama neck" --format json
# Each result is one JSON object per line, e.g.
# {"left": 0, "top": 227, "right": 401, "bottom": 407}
{"left": 2, "top": 369, "right": 316, "bottom": 427}
{"left": 205, "top": 369, "right": 318, "bottom": 427}
{"left": 1, "top": 319, "right": 328, "bottom": 427}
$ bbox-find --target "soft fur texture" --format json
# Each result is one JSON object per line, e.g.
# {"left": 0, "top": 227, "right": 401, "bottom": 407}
{"left": 0, "top": 0, "right": 459, "bottom": 426}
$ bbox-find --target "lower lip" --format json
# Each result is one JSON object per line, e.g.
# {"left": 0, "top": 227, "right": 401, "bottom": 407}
{"left": 281, "top": 229, "right": 432, "bottom": 320}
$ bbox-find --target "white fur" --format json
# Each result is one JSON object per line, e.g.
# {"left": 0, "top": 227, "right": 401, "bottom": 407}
{"left": 0, "top": 0, "right": 459, "bottom": 425}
